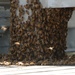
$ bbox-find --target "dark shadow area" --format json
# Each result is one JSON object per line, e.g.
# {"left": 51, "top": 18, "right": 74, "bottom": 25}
{"left": 0, "top": 0, "right": 10, "bottom": 54}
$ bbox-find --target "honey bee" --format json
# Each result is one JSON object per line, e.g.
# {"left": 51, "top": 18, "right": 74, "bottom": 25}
{"left": 25, "top": 10, "right": 29, "bottom": 15}
{"left": 3, "top": 61, "right": 11, "bottom": 66}
{"left": 34, "top": 0, "right": 38, "bottom": 3}
{"left": 1, "top": 26, "right": 7, "bottom": 31}
{"left": 19, "top": 5, "right": 25, "bottom": 17}
{"left": 15, "top": 42, "right": 20, "bottom": 45}
{"left": 16, "top": 62, "right": 24, "bottom": 66}
{"left": 24, "top": 4, "right": 30, "bottom": 9}
{"left": 34, "top": 4, "right": 40, "bottom": 9}
{"left": 30, "top": 0, "right": 34, "bottom": 3}
{"left": 26, "top": 0, "right": 29, "bottom": 3}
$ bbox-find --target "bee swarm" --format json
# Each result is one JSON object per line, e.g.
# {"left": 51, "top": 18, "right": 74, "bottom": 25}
{"left": 0, "top": 0, "right": 74, "bottom": 65}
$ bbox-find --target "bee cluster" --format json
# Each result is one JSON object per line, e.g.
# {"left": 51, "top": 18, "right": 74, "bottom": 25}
{"left": 9, "top": 0, "right": 74, "bottom": 64}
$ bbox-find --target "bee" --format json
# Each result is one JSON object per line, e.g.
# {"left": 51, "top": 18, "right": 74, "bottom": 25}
{"left": 30, "top": 62, "right": 35, "bottom": 65}
{"left": 34, "top": 4, "right": 40, "bottom": 9}
{"left": 16, "top": 62, "right": 24, "bottom": 66}
{"left": 25, "top": 62, "right": 30, "bottom": 66}
{"left": 1, "top": 26, "right": 7, "bottom": 31}
{"left": 34, "top": 0, "right": 38, "bottom": 3}
{"left": 26, "top": 0, "right": 30, "bottom": 3}
{"left": 25, "top": 10, "right": 29, "bottom": 15}
{"left": 28, "top": 16, "right": 31, "bottom": 20}
{"left": 24, "top": 4, "right": 30, "bottom": 9}
{"left": 15, "top": 42, "right": 20, "bottom": 45}
{"left": 3, "top": 61, "right": 11, "bottom": 66}
{"left": 19, "top": 5, "right": 25, "bottom": 17}
{"left": 31, "top": 0, "right": 34, "bottom": 3}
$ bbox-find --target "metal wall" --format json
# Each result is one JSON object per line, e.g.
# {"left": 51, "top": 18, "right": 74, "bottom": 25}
{"left": 0, "top": 0, "right": 10, "bottom": 54}
{"left": 0, "top": 0, "right": 9, "bottom": 2}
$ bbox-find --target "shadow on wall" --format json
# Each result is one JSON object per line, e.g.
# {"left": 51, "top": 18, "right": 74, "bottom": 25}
{"left": 67, "top": 28, "right": 75, "bottom": 49}
{"left": 0, "top": 30, "right": 10, "bottom": 54}
{"left": 0, "top": 4, "right": 10, "bottom": 54}
{"left": 67, "top": 10, "right": 75, "bottom": 49}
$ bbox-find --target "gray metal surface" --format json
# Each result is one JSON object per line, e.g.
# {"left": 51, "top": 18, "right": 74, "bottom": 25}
{"left": 0, "top": 10, "right": 10, "bottom": 18}
{"left": 67, "top": 28, "right": 75, "bottom": 48}
{"left": 0, "top": 30, "right": 10, "bottom": 54}
{"left": 0, "top": 0, "right": 9, "bottom": 2}
{"left": 0, "top": 3, "right": 10, "bottom": 54}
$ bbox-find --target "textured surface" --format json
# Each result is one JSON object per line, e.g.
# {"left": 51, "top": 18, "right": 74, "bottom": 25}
{"left": 0, "top": 0, "right": 75, "bottom": 64}
{"left": 9, "top": 0, "right": 74, "bottom": 62}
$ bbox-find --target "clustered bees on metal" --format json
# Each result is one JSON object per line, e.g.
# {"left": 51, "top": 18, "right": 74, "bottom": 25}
{"left": 0, "top": 0, "right": 74, "bottom": 65}
{"left": 10, "top": 0, "right": 74, "bottom": 64}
